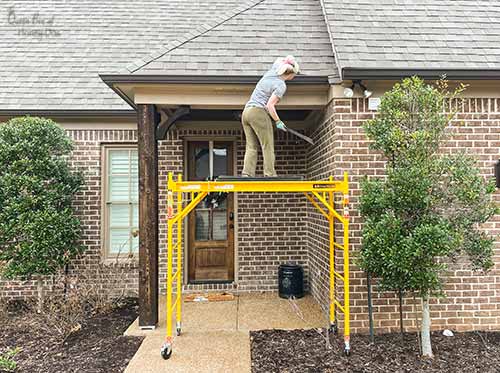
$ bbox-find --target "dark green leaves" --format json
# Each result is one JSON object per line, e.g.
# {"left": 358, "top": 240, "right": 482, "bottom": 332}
{"left": 359, "top": 77, "right": 497, "bottom": 298}
{"left": 0, "top": 117, "right": 84, "bottom": 279}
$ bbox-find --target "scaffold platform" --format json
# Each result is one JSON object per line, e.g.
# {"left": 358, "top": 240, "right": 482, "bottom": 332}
{"left": 160, "top": 172, "right": 351, "bottom": 359}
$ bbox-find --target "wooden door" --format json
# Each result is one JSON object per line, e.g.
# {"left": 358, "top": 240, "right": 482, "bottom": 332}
{"left": 187, "top": 141, "right": 235, "bottom": 283}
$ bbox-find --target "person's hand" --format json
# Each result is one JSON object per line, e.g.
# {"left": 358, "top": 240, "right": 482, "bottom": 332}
{"left": 275, "top": 120, "right": 287, "bottom": 131}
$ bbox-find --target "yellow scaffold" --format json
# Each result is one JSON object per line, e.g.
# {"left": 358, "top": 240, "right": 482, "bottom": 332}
{"left": 160, "top": 172, "right": 351, "bottom": 360}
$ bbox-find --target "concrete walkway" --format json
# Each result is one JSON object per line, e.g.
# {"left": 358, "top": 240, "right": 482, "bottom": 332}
{"left": 124, "top": 293, "right": 326, "bottom": 373}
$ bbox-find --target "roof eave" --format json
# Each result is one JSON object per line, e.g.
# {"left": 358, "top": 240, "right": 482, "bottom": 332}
{"left": 99, "top": 74, "right": 330, "bottom": 85}
{"left": 342, "top": 68, "right": 500, "bottom": 80}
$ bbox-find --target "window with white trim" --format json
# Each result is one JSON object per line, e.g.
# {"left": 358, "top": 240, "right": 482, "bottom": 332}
{"left": 103, "top": 146, "right": 138, "bottom": 257}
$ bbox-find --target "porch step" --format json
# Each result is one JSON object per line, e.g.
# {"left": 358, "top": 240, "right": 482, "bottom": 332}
{"left": 182, "top": 282, "right": 238, "bottom": 294}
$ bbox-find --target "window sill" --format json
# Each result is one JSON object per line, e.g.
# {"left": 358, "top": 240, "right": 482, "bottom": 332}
{"left": 101, "top": 255, "right": 139, "bottom": 267}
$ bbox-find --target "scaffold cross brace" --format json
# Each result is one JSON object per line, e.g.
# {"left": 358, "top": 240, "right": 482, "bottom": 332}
{"left": 161, "top": 172, "right": 350, "bottom": 360}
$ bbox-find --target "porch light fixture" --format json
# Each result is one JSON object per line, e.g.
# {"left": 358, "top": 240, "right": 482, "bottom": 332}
{"left": 343, "top": 80, "right": 372, "bottom": 98}
{"left": 343, "top": 87, "right": 354, "bottom": 98}
{"left": 362, "top": 84, "right": 373, "bottom": 98}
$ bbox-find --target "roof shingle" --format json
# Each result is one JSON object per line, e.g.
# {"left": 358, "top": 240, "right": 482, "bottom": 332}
{"left": 0, "top": 0, "right": 335, "bottom": 111}
{"left": 0, "top": 0, "right": 243, "bottom": 111}
{"left": 322, "top": 0, "right": 500, "bottom": 73}
{"left": 3, "top": 0, "right": 500, "bottom": 111}
{"left": 127, "top": 0, "right": 336, "bottom": 77}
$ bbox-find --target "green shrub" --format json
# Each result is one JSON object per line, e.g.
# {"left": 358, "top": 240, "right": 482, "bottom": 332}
{"left": 359, "top": 77, "right": 498, "bottom": 357}
{"left": 0, "top": 116, "right": 84, "bottom": 290}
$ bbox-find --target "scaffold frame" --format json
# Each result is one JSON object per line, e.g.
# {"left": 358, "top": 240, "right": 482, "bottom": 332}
{"left": 160, "top": 172, "right": 351, "bottom": 360}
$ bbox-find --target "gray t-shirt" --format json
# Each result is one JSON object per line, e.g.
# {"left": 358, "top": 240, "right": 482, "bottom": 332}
{"left": 245, "top": 62, "right": 287, "bottom": 109}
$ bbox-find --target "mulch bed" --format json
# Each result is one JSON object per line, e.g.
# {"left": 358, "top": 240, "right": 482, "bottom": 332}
{"left": 251, "top": 329, "right": 500, "bottom": 373}
{"left": 0, "top": 298, "right": 143, "bottom": 373}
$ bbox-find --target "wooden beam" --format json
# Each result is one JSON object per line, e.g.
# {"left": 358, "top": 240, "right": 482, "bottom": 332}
{"left": 137, "top": 104, "right": 159, "bottom": 328}
{"left": 156, "top": 106, "right": 190, "bottom": 139}
{"left": 232, "top": 110, "right": 242, "bottom": 122}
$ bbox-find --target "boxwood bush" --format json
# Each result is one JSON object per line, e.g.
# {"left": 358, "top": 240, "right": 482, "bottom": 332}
{"left": 0, "top": 117, "right": 84, "bottom": 297}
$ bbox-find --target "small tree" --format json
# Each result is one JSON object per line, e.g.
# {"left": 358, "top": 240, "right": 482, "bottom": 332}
{"left": 358, "top": 77, "right": 498, "bottom": 357}
{"left": 0, "top": 117, "right": 84, "bottom": 310}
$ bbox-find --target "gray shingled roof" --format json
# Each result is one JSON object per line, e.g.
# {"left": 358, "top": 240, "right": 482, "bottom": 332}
{"left": 3, "top": 0, "right": 500, "bottom": 111}
{"left": 0, "top": 0, "right": 336, "bottom": 111}
{"left": 322, "top": 0, "right": 500, "bottom": 72}
{"left": 0, "top": 0, "right": 242, "bottom": 111}
{"left": 127, "top": 0, "right": 336, "bottom": 77}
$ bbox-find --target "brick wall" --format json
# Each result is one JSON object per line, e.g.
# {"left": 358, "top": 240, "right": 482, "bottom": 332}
{"left": 236, "top": 129, "right": 308, "bottom": 292}
{"left": 1, "top": 126, "right": 308, "bottom": 298}
{"left": 3, "top": 98, "right": 498, "bottom": 336}
{"left": 0, "top": 129, "right": 139, "bottom": 299}
{"left": 158, "top": 128, "right": 308, "bottom": 293}
{"left": 306, "top": 100, "right": 337, "bottom": 318}
{"left": 307, "top": 97, "right": 500, "bottom": 334}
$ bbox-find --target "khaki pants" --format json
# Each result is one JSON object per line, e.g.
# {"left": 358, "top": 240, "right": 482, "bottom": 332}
{"left": 241, "top": 106, "right": 276, "bottom": 177}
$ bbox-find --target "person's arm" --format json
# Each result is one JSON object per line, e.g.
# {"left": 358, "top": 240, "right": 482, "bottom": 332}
{"left": 266, "top": 94, "right": 286, "bottom": 130}
{"left": 266, "top": 93, "right": 281, "bottom": 122}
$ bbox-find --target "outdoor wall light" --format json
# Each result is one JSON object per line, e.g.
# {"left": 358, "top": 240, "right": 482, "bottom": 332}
{"left": 495, "top": 159, "right": 500, "bottom": 188}
{"left": 362, "top": 84, "right": 373, "bottom": 98}
{"left": 343, "top": 80, "right": 372, "bottom": 98}
{"left": 343, "top": 87, "right": 354, "bottom": 98}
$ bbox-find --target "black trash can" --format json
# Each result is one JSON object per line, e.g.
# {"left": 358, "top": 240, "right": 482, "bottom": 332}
{"left": 278, "top": 264, "right": 304, "bottom": 299}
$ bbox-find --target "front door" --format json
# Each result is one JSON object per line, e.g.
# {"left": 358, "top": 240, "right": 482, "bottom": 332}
{"left": 187, "top": 141, "right": 235, "bottom": 283}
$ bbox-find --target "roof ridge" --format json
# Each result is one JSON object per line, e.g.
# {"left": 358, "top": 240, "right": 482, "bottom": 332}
{"left": 125, "top": 0, "right": 267, "bottom": 74}
{"left": 318, "top": 0, "right": 343, "bottom": 80}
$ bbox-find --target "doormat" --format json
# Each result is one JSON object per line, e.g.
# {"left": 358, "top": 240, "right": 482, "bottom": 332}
{"left": 184, "top": 292, "right": 235, "bottom": 302}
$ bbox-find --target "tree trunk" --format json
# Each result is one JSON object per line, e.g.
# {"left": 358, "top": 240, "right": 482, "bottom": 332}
{"left": 421, "top": 294, "right": 433, "bottom": 358}
{"left": 37, "top": 276, "right": 43, "bottom": 313}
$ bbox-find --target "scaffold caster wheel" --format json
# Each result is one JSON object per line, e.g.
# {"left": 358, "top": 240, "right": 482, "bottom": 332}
{"left": 176, "top": 328, "right": 182, "bottom": 336}
{"left": 329, "top": 323, "right": 338, "bottom": 335}
{"left": 160, "top": 342, "right": 172, "bottom": 360}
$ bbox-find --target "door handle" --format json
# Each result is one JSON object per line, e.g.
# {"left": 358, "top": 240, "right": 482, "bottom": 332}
{"left": 229, "top": 212, "right": 234, "bottom": 221}
{"left": 229, "top": 224, "right": 234, "bottom": 229}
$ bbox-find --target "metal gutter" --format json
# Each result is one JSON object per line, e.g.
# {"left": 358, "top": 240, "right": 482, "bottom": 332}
{"left": 343, "top": 68, "right": 500, "bottom": 80}
{"left": 113, "top": 85, "right": 137, "bottom": 109}
{"left": 99, "top": 74, "right": 330, "bottom": 85}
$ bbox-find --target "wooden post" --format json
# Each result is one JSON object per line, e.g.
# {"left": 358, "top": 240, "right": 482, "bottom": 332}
{"left": 137, "top": 104, "right": 159, "bottom": 328}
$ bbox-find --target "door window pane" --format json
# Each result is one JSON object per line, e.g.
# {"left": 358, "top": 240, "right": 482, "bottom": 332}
{"left": 213, "top": 146, "right": 227, "bottom": 178}
{"left": 195, "top": 210, "right": 210, "bottom": 240}
{"left": 190, "top": 142, "right": 231, "bottom": 242}
{"left": 212, "top": 210, "right": 227, "bottom": 240}
{"left": 194, "top": 145, "right": 210, "bottom": 180}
